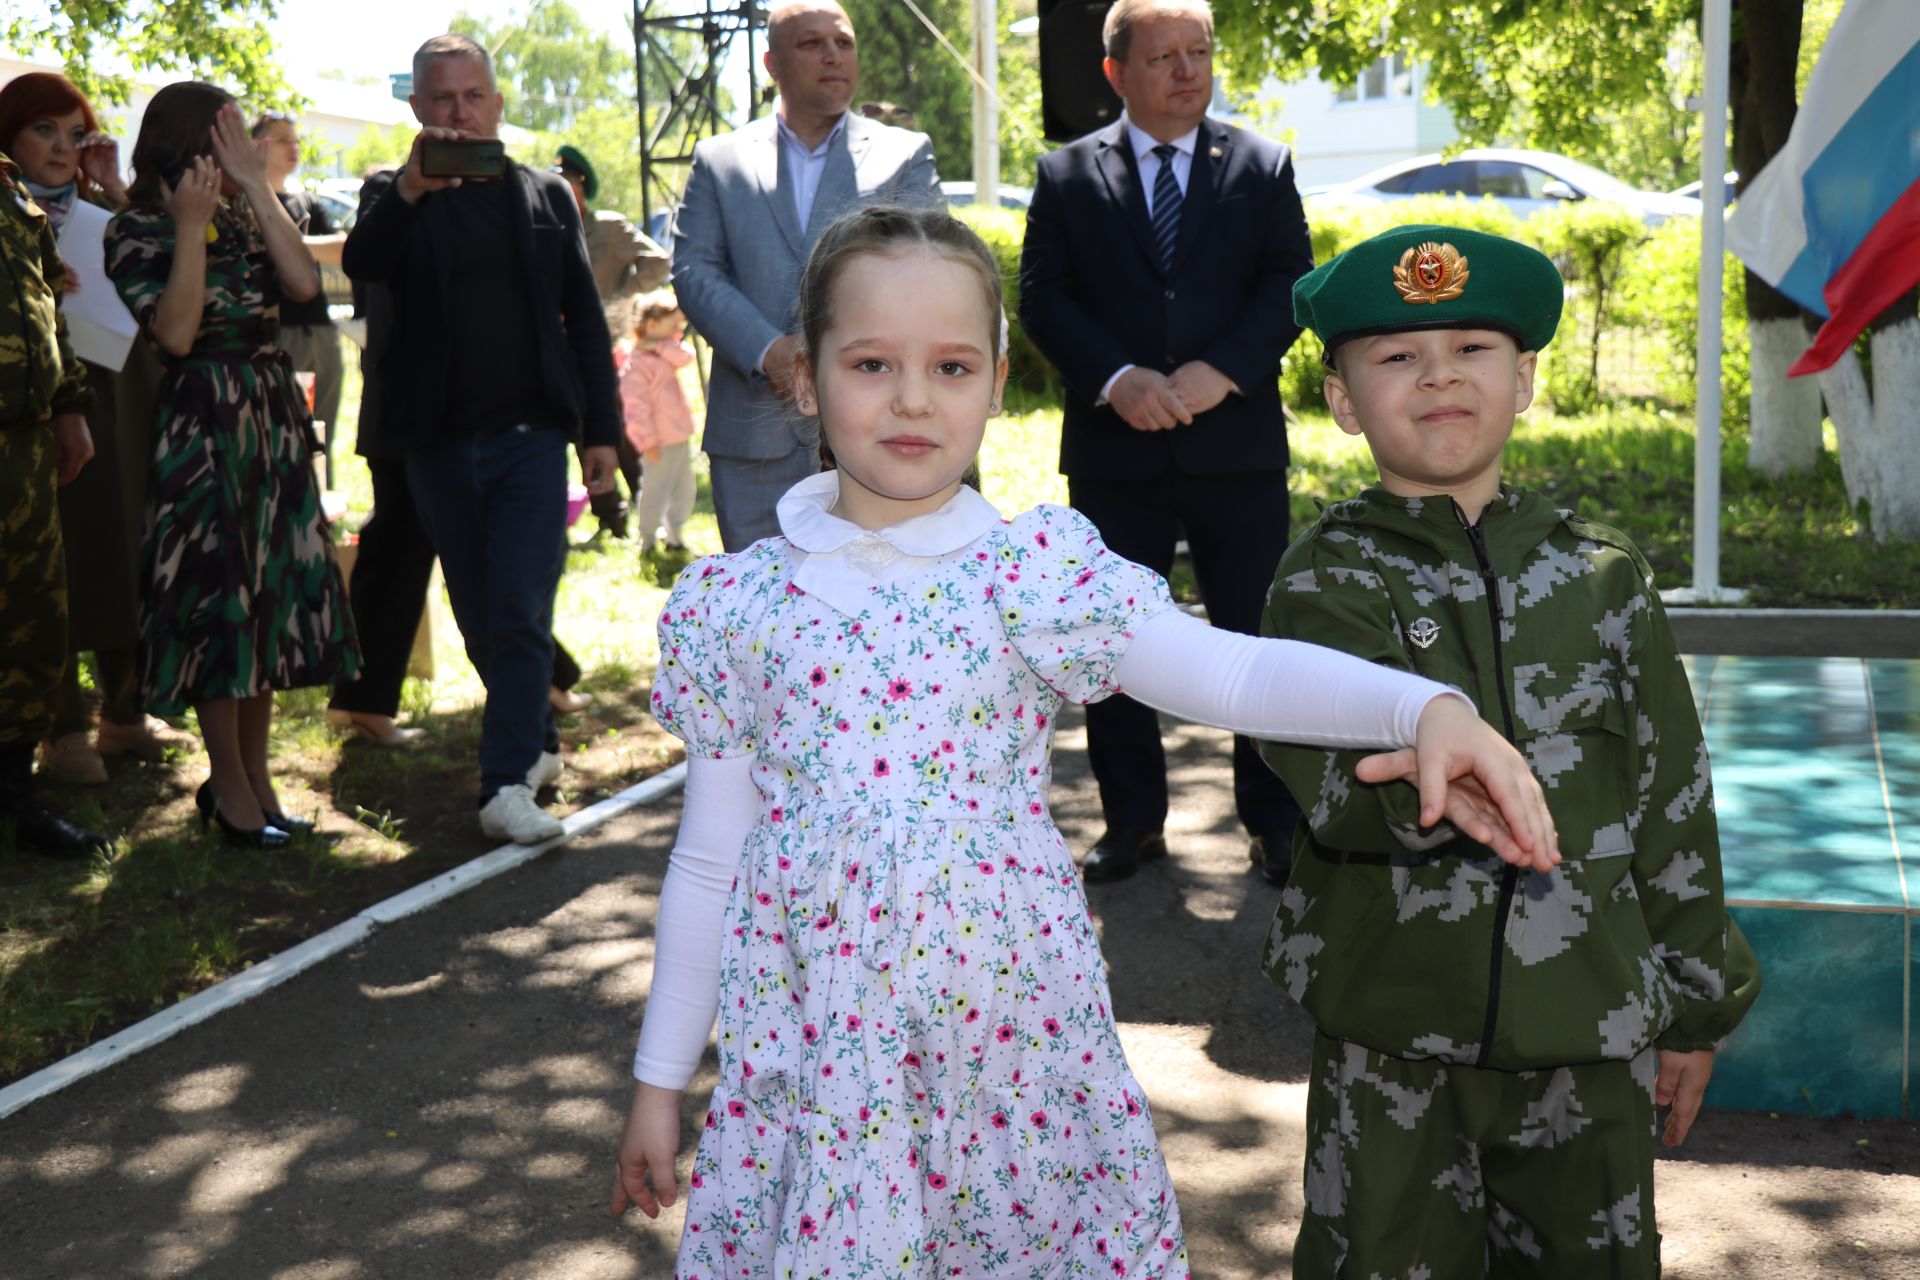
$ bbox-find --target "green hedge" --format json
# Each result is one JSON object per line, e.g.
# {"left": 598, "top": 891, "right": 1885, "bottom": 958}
{"left": 955, "top": 205, "right": 1062, "bottom": 410}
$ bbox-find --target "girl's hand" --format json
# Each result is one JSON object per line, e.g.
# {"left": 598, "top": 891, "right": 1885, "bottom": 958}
{"left": 1655, "top": 1049, "right": 1715, "bottom": 1147}
{"left": 77, "top": 132, "right": 126, "bottom": 204}
{"left": 611, "top": 1081, "right": 682, "bottom": 1218}
{"left": 160, "top": 154, "right": 221, "bottom": 232}
{"left": 1357, "top": 695, "right": 1560, "bottom": 873}
{"left": 209, "top": 105, "right": 268, "bottom": 195}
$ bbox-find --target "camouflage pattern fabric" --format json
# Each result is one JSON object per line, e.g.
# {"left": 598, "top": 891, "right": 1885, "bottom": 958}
{"left": 0, "top": 152, "right": 92, "bottom": 432}
{"left": 0, "top": 151, "right": 87, "bottom": 744}
{"left": 1297, "top": 1032, "right": 1662, "bottom": 1280}
{"left": 0, "top": 424, "right": 67, "bottom": 744}
{"left": 1258, "top": 485, "right": 1759, "bottom": 1073}
{"left": 104, "top": 202, "right": 360, "bottom": 716}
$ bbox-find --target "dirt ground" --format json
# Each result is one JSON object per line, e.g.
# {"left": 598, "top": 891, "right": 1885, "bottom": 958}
{"left": 1, "top": 711, "right": 1915, "bottom": 1278}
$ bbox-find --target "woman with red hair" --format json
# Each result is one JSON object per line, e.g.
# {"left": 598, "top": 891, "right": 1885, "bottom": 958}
{"left": 0, "top": 72, "right": 192, "bottom": 795}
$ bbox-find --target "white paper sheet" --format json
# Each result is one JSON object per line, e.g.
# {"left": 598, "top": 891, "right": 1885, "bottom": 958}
{"left": 55, "top": 199, "right": 138, "bottom": 372}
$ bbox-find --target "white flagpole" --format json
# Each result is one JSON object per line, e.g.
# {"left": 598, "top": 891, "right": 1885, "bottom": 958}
{"left": 1692, "top": 0, "right": 1733, "bottom": 602}
{"left": 972, "top": 0, "right": 1000, "bottom": 209}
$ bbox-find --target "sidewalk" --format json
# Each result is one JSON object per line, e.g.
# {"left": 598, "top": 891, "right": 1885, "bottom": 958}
{"left": 1, "top": 710, "right": 1915, "bottom": 1278}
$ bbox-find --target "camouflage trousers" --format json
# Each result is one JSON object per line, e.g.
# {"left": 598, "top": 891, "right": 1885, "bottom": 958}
{"left": 1296, "top": 1033, "right": 1661, "bottom": 1280}
{"left": 0, "top": 424, "right": 68, "bottom": 744}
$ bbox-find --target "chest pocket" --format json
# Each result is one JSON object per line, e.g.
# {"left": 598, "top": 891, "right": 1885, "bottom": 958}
{"left": 1511, "top": 662, "right": 1634, "bottom": 859}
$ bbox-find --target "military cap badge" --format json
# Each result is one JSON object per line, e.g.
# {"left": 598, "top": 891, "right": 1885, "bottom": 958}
{"left": 1407, "top": 617, "right": 1441, "bottom": 649}
{"left": 1393, "top": 242, "right": 1469, "bottom": 305}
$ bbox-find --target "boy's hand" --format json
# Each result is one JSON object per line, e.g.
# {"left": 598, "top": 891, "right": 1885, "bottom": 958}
{"left": 611, "top": 1081, "right": 682, "bottom": 1218}
{"left": 1357, "top": 695, "right": 1560, "bottom": 873}
{"left": 1655, "top": 1049, "right": 1715, "bottom": 1147}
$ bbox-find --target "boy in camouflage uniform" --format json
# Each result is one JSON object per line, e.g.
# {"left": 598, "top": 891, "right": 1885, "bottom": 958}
{"left": 0, "top": 150, "right": 109, "bottom": 855}
{"left": 1259, "top": 225, "right": 1761, "bottom": 1278}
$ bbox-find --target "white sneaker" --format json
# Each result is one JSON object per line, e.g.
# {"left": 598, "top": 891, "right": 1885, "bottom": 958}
{"left": 480, "top": 784, "right": 564, "bottom": 844}
{"left": 527, "top": 750, "right": 564, "bottom": 791}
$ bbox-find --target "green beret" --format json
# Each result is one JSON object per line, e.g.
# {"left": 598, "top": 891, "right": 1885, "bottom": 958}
{"left": 1293, "top": 224, "right": 1563, "bottom": 359}
{"left": 555, "top": 144, "right": 598, "bottom": 201}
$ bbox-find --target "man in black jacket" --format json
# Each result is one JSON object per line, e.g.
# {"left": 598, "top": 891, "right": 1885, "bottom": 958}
{"left": 343, "top": 34, "right": 619, "bottom": 845}
{"left": 1019, "top": 0, "right": 1313, "bottom": 884}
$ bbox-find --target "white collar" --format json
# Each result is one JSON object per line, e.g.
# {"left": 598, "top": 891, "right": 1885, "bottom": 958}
{"left": 777, "top": 471, "right": 1003, "bottom": 615}
{"left": 1124, "top": 117, "right": 1200, "bottom": 162}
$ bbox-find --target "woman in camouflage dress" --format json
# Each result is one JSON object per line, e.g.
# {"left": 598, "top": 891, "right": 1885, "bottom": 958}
{"left": 105, "top": 83, "right": 359, "bottom": 847}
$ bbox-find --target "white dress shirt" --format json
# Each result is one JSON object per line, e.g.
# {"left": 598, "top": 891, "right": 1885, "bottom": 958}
{"left": 756, "top": 111, "right": 851, "bottom": 377}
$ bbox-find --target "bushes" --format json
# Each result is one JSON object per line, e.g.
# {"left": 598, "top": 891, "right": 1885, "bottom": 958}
{"left": 1527, "top": 201, "right": 1648, "bottom": 412}
{"left": 954, "top": 205, "right": 1062, "bottom": 410}
{"left": 1613, "top": 216, "right": 1751, "bottom": 420}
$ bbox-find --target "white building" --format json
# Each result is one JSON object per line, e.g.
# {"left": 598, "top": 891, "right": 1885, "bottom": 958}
{"left": 1231, "top": 53, "right": 1460, "bottom": 192}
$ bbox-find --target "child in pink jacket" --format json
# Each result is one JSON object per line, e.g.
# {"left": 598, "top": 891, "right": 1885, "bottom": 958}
{"left": 618, "top": 291, "right": 697, "bottom": 551}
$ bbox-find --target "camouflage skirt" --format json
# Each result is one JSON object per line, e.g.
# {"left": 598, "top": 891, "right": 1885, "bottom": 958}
{"left": 139, "top": 347, "right": 359, "bottom": 715}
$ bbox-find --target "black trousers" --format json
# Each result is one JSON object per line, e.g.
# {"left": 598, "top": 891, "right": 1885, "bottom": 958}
{"left": 330, "top": 456, "right": 585, "bottom": 718}
{"left": 1067, "top": 466, "right": 1301, "bottom": 842}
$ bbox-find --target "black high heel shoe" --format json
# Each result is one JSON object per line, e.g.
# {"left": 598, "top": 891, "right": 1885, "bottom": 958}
{"left": 195, "top": 781, "right": 292, "bottom": 850}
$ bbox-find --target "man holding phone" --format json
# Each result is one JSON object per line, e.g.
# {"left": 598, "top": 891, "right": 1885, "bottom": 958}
{"left": 343, "top": 32, "right": 621, "bottom": 845}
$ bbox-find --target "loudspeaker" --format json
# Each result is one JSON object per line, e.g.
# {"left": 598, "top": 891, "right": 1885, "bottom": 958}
{"left": 1039, "top": 0, "right": 1121, "bottom": 142}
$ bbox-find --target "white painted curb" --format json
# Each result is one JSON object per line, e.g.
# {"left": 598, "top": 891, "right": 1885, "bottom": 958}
{"left": 0, "top": 763, "right": 688, "bottom": 1122}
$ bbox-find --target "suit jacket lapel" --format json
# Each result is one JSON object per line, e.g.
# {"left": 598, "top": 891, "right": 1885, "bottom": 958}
{"left": 1094, "top": 121, "right": 1160, "bottom": 272}
{"left": 1170, "top": 118, "right": 1225, "bottom": 274}
{"left": 809, "top": 116, "right": 863, "bottom": 236}
{"left": 754, "top": 120, "right": 806, "bottom": 256}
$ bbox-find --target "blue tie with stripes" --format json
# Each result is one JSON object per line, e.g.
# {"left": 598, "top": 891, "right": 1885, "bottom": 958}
{"left": 1149, "top": 143, "right": 1181, "bottom": 271}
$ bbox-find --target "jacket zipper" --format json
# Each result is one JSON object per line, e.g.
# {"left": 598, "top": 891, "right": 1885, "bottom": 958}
{"left": 1461, "top": 505, "right": 1520, "bottom": 1069}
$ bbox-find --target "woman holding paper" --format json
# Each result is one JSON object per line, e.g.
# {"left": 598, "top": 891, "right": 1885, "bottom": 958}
{"left": 0, "top": 72, "right": 192, "bottom": 786}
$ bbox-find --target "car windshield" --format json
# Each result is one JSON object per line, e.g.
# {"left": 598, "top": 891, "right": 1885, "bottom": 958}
{"left": 1540, "top": 156, "right": 1641, "bottom": 199}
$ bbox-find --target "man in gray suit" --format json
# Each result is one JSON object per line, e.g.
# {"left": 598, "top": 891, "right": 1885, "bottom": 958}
{"left": 671, "top": 0, "right": 944, "bottom": 550}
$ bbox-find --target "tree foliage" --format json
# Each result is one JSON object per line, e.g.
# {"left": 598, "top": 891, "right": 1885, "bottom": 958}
{"left": 452, "top": 0, "right": 636, "bottom": 134}
{"left": 8, "top": 0, "right": 299, "bottom": 108}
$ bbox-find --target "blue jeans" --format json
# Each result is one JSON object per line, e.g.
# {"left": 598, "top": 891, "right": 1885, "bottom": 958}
{"left": 407, "top": 426, "right": 567, "bottom": 802}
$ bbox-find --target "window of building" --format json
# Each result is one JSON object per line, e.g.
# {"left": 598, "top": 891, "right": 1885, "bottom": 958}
{"left": 1334, "top": 53, "right": 1413, "bottom": 103}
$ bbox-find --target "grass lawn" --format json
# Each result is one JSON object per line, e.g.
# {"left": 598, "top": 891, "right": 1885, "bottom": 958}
{"left": 3, "top": 382, "right": 1913, "bottom": 1085}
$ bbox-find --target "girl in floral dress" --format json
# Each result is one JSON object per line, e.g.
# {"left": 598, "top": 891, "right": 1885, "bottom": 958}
{"left": 611, "top": 206, "right": 1558, "bottom": 1278}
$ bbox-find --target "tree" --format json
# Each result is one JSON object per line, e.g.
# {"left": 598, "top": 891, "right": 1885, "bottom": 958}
{"left": 1214, "top": 0, "right": 1919, "bottom": 538}
{"left": 8, "top": 0, "right": 299, "bottom": 108}
{"left": 453, "top": 0, "right": 636, "bottom": 133}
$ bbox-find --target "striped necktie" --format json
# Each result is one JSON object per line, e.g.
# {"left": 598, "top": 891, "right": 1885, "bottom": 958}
{"left": 1149, "top": 143, "right": 1181, "bottom": 271}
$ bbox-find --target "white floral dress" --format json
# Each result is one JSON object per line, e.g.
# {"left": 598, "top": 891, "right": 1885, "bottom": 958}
{"left": 651, "top": 478, "right": 1191, "bottom": 1279}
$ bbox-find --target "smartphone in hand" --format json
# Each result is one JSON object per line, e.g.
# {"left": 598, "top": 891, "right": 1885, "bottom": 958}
{"left": 418, "top": 138, "right": 506, "bottom": 180}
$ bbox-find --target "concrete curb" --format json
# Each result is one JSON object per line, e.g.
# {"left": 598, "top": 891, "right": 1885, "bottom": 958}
{"left": 0, "top": 764, "right": 688, "bottom": 1122}
{"left": 1665, "top": 607, "right": 1920, "bottom": 658}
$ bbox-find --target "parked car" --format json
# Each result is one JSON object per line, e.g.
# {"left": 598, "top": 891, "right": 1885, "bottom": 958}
{"left": 1670, "top": 171, "right": 1740, "bottom": 204}
{"left": 1307, "top": 148, "right": 1701, "bottom": 227}
{"left": 939, "top": 180, "right": 1033, "bottom": 210}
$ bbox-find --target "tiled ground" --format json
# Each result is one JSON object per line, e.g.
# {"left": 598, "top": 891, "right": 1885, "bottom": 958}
{"left": 1690, "top": 656, "right": 1915, "bottom": 1119}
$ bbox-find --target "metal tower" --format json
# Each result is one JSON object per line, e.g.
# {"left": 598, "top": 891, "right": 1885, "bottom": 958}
{"left": 632, "top": 0, "right": 769, "bottom": 224}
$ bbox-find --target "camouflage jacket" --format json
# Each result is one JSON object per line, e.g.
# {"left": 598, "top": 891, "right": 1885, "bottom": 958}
{"left": 0, "top": 152, "right": 90, "bottom": 430}
{"left": 1259, "top": 485, "right": 1760, "bottom": 1071}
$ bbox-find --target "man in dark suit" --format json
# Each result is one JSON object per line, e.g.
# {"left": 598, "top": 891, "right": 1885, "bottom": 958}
{"left": 1020, "top": 0, "right": 1313, "bottom": 884}
{"left": 343, "top": 34, "right": 620, "bottom": 845}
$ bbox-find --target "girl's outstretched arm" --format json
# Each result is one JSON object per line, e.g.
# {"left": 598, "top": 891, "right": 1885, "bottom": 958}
{"left": 612, "top": 754, "right": 758, "bottom": 1214}
{"left": 1113, "top": 610, "right": 1558, "bottom": 870}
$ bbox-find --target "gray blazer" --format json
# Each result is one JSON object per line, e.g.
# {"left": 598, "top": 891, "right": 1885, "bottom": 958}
{"left": 670, "top": 112, "right": 943, "bottom": 461}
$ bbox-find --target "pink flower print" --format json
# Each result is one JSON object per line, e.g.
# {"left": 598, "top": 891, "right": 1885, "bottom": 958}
{"left": 1035, "top": 712, "right": 1048, "bottom": 729}
{"left": 770, "top": 807, "right": 785, "bottom": 823}
{"left": 777, "top": 854, "right": 791, "bottom": 870}
{"left": 809, "top": 666, "right": 827, "bottom": 686}
{"left": 887, "top": 678, "right": 912, "bottom": 700}
{"left": 755, "top": 891, "right": 773, "bottom": 905}
{"left": 995, "top": 1023, "right": 1015, "bottom": 1043}
{"left": 704, "top": 1109, "right": 718, "bottom": 1129}
{"left": 1029, "top": 801, "right": 1044, "bottom": 815}
{"left": 690, "top": 1172, "right": 704, "bottom": 1188}
{"left": 803, "top": 1023, "right": 820, "bottom": 1044}
{"left": 838, "top": 941, "right": 854, "bottom": 956}
{"left": 1082, "top": 1051, "right": 1094, "bottom": 1065}
{"left": 1126, "top": 1093, "right": 1142, "bottom": 1116}
{"left": 965, "top": 1008, "right": 980, "bottom": 1022}
{"left": 836, "top": 719, "right": 850, "bottom": 732}
{"left": 1044, "top": 1017, "right": 1063, "bottom": 1037}
{"left": 941, "top": 739, "right": 955, "bottom": 754}
{"left": 846, "top": 1014, "right": 861, "bottom": 1030}
{"left": 926, "top": 1172, "right": 948, "bottom": 1190}
{"left": 903, "top": 1051, "right": 922, "bottom": 1068}
{"left": 977, "top": 861, "right": 995, "bottom": 875}
{"left": 799, "top": 1214, "right": 817, "bottom": 1236}
{"left": 722, "top": 1240, "right": 738, "bottom": 1257}
{"left": 873, "top": 758, "right": 890, "bottom": 777}
{"left": 1029, "top": 1110, "right": 1048, "bottom": 1129}
{"left": 1034, "top": 531, "right": 1049, "bottom": 548}
{"left": 727, "top": 1099, "right": 746, "bottom": 1117}
{"left": 1162, "top": 1238, "right": 1177, "bottom": 1251}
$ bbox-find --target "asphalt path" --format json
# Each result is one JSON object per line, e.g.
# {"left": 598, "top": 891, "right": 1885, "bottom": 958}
{"left": 3, "top": 710, "right": 1916, "bottom": 1278}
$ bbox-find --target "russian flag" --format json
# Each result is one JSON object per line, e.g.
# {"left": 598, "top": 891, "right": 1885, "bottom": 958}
{"left": 1725, "top": 0, "right": 1920, "bottom": 377}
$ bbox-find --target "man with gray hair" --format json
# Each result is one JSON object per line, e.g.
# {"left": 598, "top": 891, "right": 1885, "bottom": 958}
{"left": 670, "top": 0, "right": 943, "bottom": 551}
{"left": 1020, "top": 0, "right": 1314, "bottom": 884}
{"left": 344, "top": 33, "right": 621, "bottom": 844}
